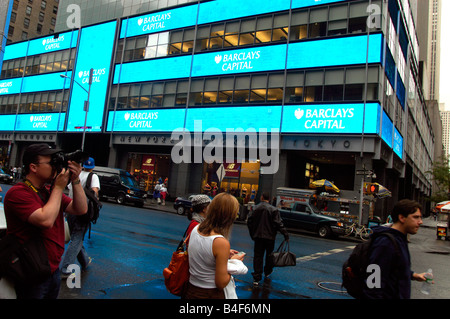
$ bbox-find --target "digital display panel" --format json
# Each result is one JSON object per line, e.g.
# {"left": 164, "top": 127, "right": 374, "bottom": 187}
{"left": 21, "top": 71, "right": 72, "bottom": 94}
{"left": 27, "top": 30, "right": 78, "bottom": 57}
{"left": 3, "top": 41, "right": 29, "bottom": 61}
{"left": 0, "top": 77, "right": 23, "bottom": 96}
{"left": 67, "top": 21, "right": 117, "bottom": 132}
{"left": 197, "top": 0, "right": 289, "bottom": 25}
{"left": 120, "top": 5, "right": 198, "bottom": 38}
{"left": 114, "top": 55, "right": 191, "bottom": 84}
{"left": 191, "top": 45, "right": 286, "bottom": 78}
{"left": 287, "top": 34, "right": 382, "bottom": 69}
{"left": 185, "top": 106, "right": 282, "bottom": 132}
{"left": 0, "top": 115, "right": 17, "bottom": 131}
{"left": 15, "top": 113, "right": 65, "bottom": 131}
{"left": 106, "top": 108, "right": 186, "bottom": 132}
{"left": 393, "top": 128, "right": 403, "bottom": 159}
{"left": 381, "top": 110, "right": 393, "bottom": 148}
{"left": 281, "top": 103, "right": 380, "bottom": 134}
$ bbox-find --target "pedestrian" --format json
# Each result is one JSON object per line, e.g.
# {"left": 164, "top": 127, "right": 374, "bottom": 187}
{"left": 153, "top": 182, "right": 161, "bottom": 204}
{"left": 363, "top": 199, "right": 428, "bottom": 299}
{"left": 3, "top": 143, "right": 87, "bottom": 299}
{"left": 60, "top": 157, "right": 100, "bottom": 278}
{"left": 186, "top": 194, "right": 211, "bottom": 242}
{"left": 183, "top": 192, "right": 244, "bottom": 299}
{"left": 247, "top": 191, "right": 289, "bottom": 286}
{"left": 160, "top": 183, "right": 167, "bottom": 205}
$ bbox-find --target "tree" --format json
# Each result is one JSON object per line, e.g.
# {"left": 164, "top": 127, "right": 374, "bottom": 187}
{"left": 427, "top": 155, "right": 450, "bottom": 203}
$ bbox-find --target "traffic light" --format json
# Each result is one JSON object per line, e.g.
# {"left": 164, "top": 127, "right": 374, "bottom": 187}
{"left": 365, "top": 183, "right": 379, "bottom": 195}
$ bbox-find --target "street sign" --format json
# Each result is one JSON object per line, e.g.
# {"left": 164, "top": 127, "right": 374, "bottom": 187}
{"left": 356, "top": 169, "right": 373, "bottom": 175}
{"left": 216, "top": 164, "right": 225, "bottom": 182}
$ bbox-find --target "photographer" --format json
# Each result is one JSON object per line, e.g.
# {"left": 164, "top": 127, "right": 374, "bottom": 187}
{"left": 3, "top": 143, "right": 88, "bottom": 299}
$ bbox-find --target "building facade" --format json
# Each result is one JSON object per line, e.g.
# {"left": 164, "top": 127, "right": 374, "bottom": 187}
{"left": 0, "top": 0, "right": 436, "bottom": 219}
{"left": 7, "top": 0, "right": 59, "bottom": 44}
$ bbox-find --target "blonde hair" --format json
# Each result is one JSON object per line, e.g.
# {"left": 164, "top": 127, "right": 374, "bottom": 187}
{"left": 198, "top": 192, "right": 239, "bottom": 239}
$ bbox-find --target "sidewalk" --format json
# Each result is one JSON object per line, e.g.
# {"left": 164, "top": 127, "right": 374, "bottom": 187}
{"left": 421, "top": 216, "right": 438, "bottom": 229}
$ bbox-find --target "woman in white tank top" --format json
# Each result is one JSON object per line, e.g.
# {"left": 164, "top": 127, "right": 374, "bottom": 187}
{"left": 183, "top": 193, "right": 243, "bottom": 299}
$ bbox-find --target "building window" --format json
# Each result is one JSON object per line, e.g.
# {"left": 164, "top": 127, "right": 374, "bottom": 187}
{"left": 41, "top": 0, "right": 47, "bottom": 10}
{"left": 21, "top": 31, "right": 28, "bottom": 40}
{"left": 24, "top": 18, "right": 30, "bottom": 28}
{"left": 51, "top": 17, "right": 56, "bottom": 26}
{"left": 26, "top": 6, "right": 32, "bottom": 16}
{"left": 10, "top": 12, "right": 16, "bottom": 23}
{"left": 39, "top": 12, "right": 45, "bottom": 22}
{"left": 8, "top": 26, "right": 14, "bottom": 37}
{"left": 37, "top": 23, "right": 43, "bottom": 34}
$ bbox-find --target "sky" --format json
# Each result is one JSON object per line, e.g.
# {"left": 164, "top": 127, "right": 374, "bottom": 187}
{"left": 439, "top": 0, "right": 450, "bottom": 109}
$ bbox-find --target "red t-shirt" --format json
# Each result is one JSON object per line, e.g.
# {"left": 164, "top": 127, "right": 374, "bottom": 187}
{"left": 4, "top": 182, "right": 72, "bottom": 273}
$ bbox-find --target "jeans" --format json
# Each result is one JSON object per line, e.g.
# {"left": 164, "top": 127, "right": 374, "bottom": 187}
{"left": 252, "top": 238, "right": 275, "bottom": 282}
{"left": 60, "top": 214, "right": 90, "bottom": 274}
{"left": 15, "top": 269, "right": 61, "bottom": 299}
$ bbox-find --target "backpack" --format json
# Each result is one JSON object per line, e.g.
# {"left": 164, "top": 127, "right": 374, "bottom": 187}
{"left": 342, "top": 232, "right": 399, "bottom": 299}
{"left": 80, "top": 172, "right": 102, "bottom": 237}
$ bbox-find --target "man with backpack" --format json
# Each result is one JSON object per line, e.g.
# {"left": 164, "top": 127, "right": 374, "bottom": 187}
{"left": 343, "top": 199, "right": 428, "bottom": 299}
{"left": 60, "top": 157, "right": 100, "bottom": 278}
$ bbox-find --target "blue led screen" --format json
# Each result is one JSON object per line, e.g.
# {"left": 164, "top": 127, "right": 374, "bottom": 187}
{"left": 192, "top": 45, "right": 286, "bottom": 77}
{"left": 113, "top": 55, "right": 191, "bottom": 84}
{"left": 0, "top": 115, "right": 17, "bottom": 131}
{"left": 3, "top": 41, "right": 28, "bottom": 61}
{"left": 106, "top": 108, "right": 186, "bottom": 132}
{"left": 281, "top": 103, "right": 380, "bottom": 134}
{"left": 27, "top": 31, "right": 78, "bottom": 57}
{"left": 67, "top": 21, "right": 117, "bottom": 132}
{"left": 197, "top": 0, "right": 346, "bottom": 25}
{"left": 21, "top": 72, "right": 71, "bottom": 94}
{"left": 15, "top": 113, "right": 65, "bottom": 131}
{"left": 393, "top": 128, "right": 403, "bottom": 159}
{"left": 0, "top": 77, "right": 23, "bottom": 96}
{"left": 120, "top": 5, "right": 198, "bottom": 38}
{"left": 381, "top": 110, "right": 393, "bottom": 148}
{"left": 185, "top": 106, "right": 282, "bottom": 132}
{"left": 287, "top": 34, "right": 382, "bottom": 69}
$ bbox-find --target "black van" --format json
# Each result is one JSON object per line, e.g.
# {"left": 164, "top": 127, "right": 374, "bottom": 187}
{"left": 93, "top": 166, "right": 147, "bottom": 207}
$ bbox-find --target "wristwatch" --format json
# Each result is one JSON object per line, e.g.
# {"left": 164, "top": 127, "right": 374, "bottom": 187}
{"left": 72, "top": 178, "right": 81, "bottom": 185}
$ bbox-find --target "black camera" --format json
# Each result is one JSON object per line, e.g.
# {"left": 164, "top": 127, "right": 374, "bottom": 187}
{"left": 50, "top": 150, "right": 89, "bottom": 173}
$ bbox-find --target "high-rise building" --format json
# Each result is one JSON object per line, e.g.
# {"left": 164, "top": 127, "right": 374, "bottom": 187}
{"left": 0, "top": 0, "right": 437, "bottom": 218}
{"left": 7, "top": 0, "right": 59, "bottom": 44}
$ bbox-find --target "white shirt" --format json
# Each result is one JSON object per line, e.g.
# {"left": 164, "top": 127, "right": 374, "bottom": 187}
{"left": 68, "top": 170, "right": 100, "bottom": 198}
{"left": 188, "top": 225, "right": 224, "bottom": 289}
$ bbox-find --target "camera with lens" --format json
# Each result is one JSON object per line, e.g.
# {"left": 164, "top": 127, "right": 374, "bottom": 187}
{"left": 50, "top": 150, "right": 89, "bottom": 173}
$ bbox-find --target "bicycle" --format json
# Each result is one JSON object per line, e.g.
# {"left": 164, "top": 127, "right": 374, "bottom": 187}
{"left": 343, "top": 222, "right": 373, "bottom": 241}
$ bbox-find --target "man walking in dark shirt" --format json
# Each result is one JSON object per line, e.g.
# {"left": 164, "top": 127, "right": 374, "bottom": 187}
{"left": 247, "top": 192, "right": 289, "bottom": 286}
{"left": 364, "top": 199, "right": 428, "bottom": 298}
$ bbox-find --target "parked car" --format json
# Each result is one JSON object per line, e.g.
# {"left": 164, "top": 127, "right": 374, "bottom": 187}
{"left": 173, "top": 194, "right": 200, "bottom": 215}
{"left": 93, "top": 166, "right": 147, "bottom": 207}
{"left": 0, "top": 169, "right": 13, "bottom": 184}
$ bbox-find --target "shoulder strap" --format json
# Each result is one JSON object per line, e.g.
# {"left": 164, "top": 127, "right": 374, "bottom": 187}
{"left": 85, "top": 172, "right": 94, "bottom": 189}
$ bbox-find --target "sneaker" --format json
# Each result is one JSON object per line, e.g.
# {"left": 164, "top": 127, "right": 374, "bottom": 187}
{"left": 253, "top": 281, "right": 260, "bottom": 287}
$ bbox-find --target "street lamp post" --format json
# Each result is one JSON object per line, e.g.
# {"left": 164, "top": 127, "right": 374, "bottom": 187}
{"left": 60, "top": 68, "right": 93, "bottom": 151}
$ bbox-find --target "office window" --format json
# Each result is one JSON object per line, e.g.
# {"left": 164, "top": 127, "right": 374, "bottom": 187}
{"left": 22, "top": 31, "right": 28, "bottom": 40}
{"left": 41, "top": 0, "right": 47, "bottom": 10}
{"left": 24, "top": 18, "right": 30, "bottom": 28}
{"left": 290, "top": 10, "right": 308, "bottom": 41}
{"left": 26, "top": 6, "right": 32, "bottom": 15}
{"left": 10, "top": 12, "right": 16, "bottom": 23}
{"left": 39, "top": 12, "right": 45, "bottom": 22}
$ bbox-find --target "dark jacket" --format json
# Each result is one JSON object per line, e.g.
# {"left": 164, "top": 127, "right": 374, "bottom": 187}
{"left": 363, "top": 225, "right": 413, "bottom": 299}
{"left": 247, "top": 201, "right": 288, "bottom": 241}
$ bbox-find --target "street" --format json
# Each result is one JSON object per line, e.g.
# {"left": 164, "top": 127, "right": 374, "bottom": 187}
{"left": 55, "top": 198, "right": 450, "bottom": 300}
{"left": 2, "top": 182, "right": 449, "bottom": 301}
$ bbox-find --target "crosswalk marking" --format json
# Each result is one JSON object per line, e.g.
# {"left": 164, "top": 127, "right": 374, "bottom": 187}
{"left": 296, "top": 245, "right": 355, "bottom": 263}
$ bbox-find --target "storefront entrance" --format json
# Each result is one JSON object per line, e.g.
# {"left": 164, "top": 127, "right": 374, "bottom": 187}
{"left": 127, "top": 153, "right": 171, "bottom": 193}
{"left": 201, "top": 161, "right": 260, "bottom": 204}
